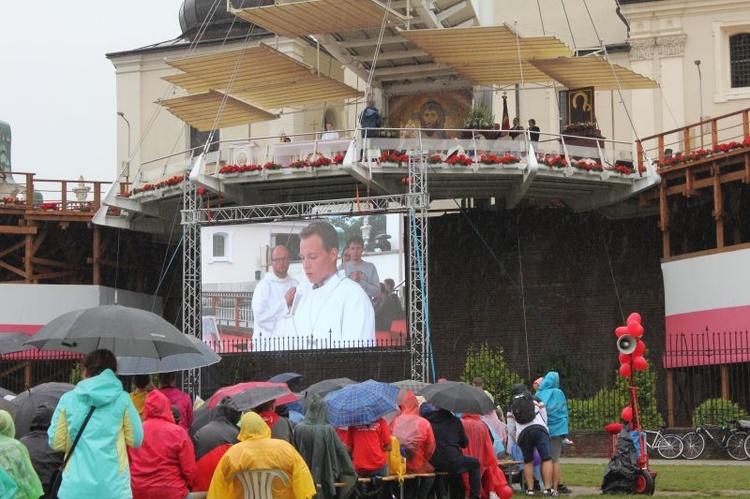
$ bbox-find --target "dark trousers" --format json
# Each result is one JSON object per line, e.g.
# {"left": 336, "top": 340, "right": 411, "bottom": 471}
{"left": 437, "top": 456, "right": 481, "bottom": 499}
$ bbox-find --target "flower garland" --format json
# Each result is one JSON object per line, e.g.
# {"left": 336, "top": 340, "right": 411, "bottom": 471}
{"left": 445, "top": 154, "right": 475, "bottom": 166}
{"left": 218, "top": 164, "right": 263, "bottom": 174}
{"left": 478, "top": 154, "right": 520, "bottom": 165}
{"left": 38, "top": 202, "right": 60, "bottom": 211}
{"left": 379, "top": 151, "right": 409, "bottom": 166}
{"left": 129, "top": 174, "right": 184, "bottom": 196}
{"left": 660, "top": 137, "right": 750, "bottom": 167}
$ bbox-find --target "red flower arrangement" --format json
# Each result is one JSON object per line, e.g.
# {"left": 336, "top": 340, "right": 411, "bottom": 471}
{"left": 542, "top": 155, "right": 568, "bottom": 168}
{"left": 38, "top": 202, "right": 60, "bottom": 211}
{"left": 310, "top": 156, "right": 332, "bottom": 167}
{"left": 426, "top": 154, "right": 444, "bottom": 165}
{"left": 196, "top": 187, "right": 207, "bottom": 196}
{"left": 286, "top": 160, "right": 309, "bottom": 169}
{"left": 659, "top": 136, "right": 750, "bottom": 168}
{"left": 333, "top": 154, "right": 345, "bottom": 165}
{"left": 129, "top": 174, "right": 185, "bottom": 196}
{"left": 445, "top": 154, "right": 474, "bottom": 166}
{"left": 379, "top": 151, "right": 409, "bottom": 166}
{"left": 573, "top": 159, "right": 604, "bottom": 172}
{"left": 478, "top": 154, "right": 520, "bottom": 165}
{"left": 263, "top": 162, "right": 282, "bottom": 170}
{"left": 1, "top": 197, "right": 23, "bottom": 205}
{"left": 218, "top": 164, "right": 263, "bottom": 174}
{"left": 614, "top": 164, "right": 634, "bottom": 175}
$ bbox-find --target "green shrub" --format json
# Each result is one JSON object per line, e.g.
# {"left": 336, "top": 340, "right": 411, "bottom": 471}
{"left": 691, "top": 398, "right": 750, "bottom": 427}
{"left": 460, "top": 343, "right": 524, "bottom": 411}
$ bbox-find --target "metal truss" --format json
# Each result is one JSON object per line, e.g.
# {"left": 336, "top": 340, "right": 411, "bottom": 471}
{"left": 181, "top": 194, "right": 417, "bottom": 226}
{"left": 181, "top": 173, "right": 202, "bottom": 398}
{"left": 406, "top": 151, "right": 429, "bottom": 381}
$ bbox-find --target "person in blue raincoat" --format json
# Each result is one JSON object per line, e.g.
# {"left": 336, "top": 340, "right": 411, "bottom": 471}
{"left": 535, "top": 371, "right": 570, "bottom": 494}
{"left": 48, "top": 349, "right": 143, "bottom": 498}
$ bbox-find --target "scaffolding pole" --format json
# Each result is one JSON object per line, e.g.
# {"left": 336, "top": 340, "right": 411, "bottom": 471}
{"left": 407, "top": 150, "right": 429, "bottom": 381}
{"left": 181, "top": 160, "right": 202, "bottom": 398}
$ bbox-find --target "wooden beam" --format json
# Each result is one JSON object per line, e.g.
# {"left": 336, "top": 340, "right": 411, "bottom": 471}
{"left": 29, "top": 257, "right": 84, "bottom": 271}
{"left": 0, "top": 226, "right": 37, "bottom": 235}
{"left": 93, "top": 226, "right": 101, "bottom": 285}
{"left": 0, "top": 240, "right": 25, "bottom": 259}
{"left": 340, "top": 36, "right": 406, "bottom": 48}
{"left": 713, "top": 166, "right": 724, "bottom": 248}
{"left": 31, "top": 270, "right": 75, "bottom": 281}
{"left": 659, "top": 182, "right": 670, "bottom": 259}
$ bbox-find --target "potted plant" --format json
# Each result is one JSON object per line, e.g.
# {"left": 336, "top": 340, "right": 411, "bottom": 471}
{"left": 462, "top": 104, "right": 495, "bottom": 138}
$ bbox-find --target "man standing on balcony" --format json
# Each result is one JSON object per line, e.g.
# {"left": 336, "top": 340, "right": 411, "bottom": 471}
{"left": 251, "top": 245, "right": 298, "bottom": 351}
{"left": 287, "top": 221, "right": 375, "bottom": 348}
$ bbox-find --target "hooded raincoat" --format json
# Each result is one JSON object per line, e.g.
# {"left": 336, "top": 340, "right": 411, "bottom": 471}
{"left": 193, "top": 397, "right": 241, "bottom": 460}
{"left": 208, "top": 412, "right": 316, "bottom": 499}
{"left": 48, "top": 368, "right": 143, "bottom": 499}
{"left": 535, "top": 372, "right": 568, "bottom": 438}
{"left": 0, "top": 409, "right": 44, "bottom": 499}
{"left": 18, "top": 402, "right": 63, "bottom": 494}
{"left": 390, "top": 391, "right": 435, "bottom": 473}
{"left": 293, "top": 394, "right": 355, "bottom": 499}
{"left": 460, "top": 413, "right": 508, "bottom": 498}
{"left": 128, "top": 390, "right": 196, "bottom": 499}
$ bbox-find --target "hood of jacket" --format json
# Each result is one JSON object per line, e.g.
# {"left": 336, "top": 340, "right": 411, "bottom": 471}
{"left": 237, "top": 411, "right": 272, "bottom": 442}
{"left": 29, "top": 402, "right": 55, "bottom": 430}
{"left": 400, "top": 391, "right": 419, "bottom": 416}
{"left": 74, "top": 368, "right": 125, "bottom": 408}
{"left": 303, "top": 393, "right": 328, "bottom": 424}
{"left": 363, "top": 106, "right": 378, "bottom": 117}
{"left": 143, "top": 389, "right": 175, "bottom": 423}
{"left": 216, "top": 396, "right": 241, "bottom": 426}
{"left": 539, "top": 372, "right": 560, "bottom": 391}
{"left": 0, "top": 409, "right": 15, "bottom": 438}
{"left": 511, "top": 383, "right": 530, "bottom": 397}
{"left": 424, "top": 407, "right": 455, "bottom": 424}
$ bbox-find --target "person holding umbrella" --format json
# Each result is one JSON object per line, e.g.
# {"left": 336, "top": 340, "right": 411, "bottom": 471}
{"left": 48, "top": 349, "right": 144, "bottom": 499}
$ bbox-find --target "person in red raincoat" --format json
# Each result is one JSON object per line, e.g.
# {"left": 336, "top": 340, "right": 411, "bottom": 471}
{"left": 128, "top": 390, "right": 196, "bottom": 499}
{"left": 461, "top": 413, "right": 512, "bottom": 499}
{"left": 390, "top": 391, "right": 436, "bottom": 499}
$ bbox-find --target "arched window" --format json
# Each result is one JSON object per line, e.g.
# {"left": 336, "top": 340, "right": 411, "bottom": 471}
{"left": 730, "top": 33, "right": 750, "bottom": 88}
{"left": 211, "top": 232, "right": 231, "bottom": 262}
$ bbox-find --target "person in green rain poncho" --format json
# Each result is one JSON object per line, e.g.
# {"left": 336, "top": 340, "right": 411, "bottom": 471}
{"left": 0, "top": 409, "right": 44, "bottom": 499}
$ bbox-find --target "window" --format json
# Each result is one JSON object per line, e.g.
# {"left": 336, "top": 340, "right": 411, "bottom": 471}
{"left": 190, "top": 127, "right": 220, "bottom": 154}
{"left": 730, "top": 33, "right": 750, "bottom": 88}
{"left": 211, "top": 232, "right": 231, "bottom": 262}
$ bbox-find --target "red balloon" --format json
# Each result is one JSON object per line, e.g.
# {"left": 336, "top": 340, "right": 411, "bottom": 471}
{"left": 633, "top": 356, "right": 648, "bottom": 371}
{"left": 498, "top": 485, "right": 514, "bottom": 499}
{"left": 605, "top": 422, "right": 624, "bottom": 434}
{"left": 619, "top": 363, "right": 632, "bottom": 377}
{"left": 615, "top": 326, "right": 629, "bottom": 338}
{"left": 633, "top": 340, "right": 646, "bottom": 357}
{"left": 618, "top": 353, "right": 632, "bottom": 364}
{"left": 627, "top": 320, "right": 641, "bottom": 336}
{"left": 621, "top": 406, "right": 633, "bottom": 422}
{"left": 633, "top": 323, "right": 644, "bottom": 338}
{"left": 627, "top": 312, "right": 642, "bottom": 324}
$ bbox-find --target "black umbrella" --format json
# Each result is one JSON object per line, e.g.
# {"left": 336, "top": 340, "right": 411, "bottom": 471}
{"left": 24, "top": 305, "right": 199, "bottom": 359}
{"left": 229, "top": 385, "right": 299, "bottom": 412}
{"left": 268, "top": 372, "right": 303, "bottom": 389}
{"left": 418, "top": 381, "right": 496, "bottom": 415}
{"left": 12, "top": 382, "right": 75, "bottom": 438}
{"left": 0, "top": 332, "right": 34, "bottom": 355}
{"left": 117, "top": 335, "right": 221, "bottom": 374}
{"left": 303, "top": 377, "right": 357, "bottom": 398}
{"left": 0, "top": 388, "right": 17, "bottom": 419}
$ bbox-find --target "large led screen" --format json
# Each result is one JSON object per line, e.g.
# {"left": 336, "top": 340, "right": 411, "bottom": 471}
{"left": 200, "top": 214, "right": 406, "bottom": 351}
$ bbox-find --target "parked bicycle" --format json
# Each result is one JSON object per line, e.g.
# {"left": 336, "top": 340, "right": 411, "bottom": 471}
{"left": 643, "top": 426, "right": 683, "bottom": 459}
{"left": 681, "top": 418, "right": 749, "bottom": 460}
{"left": 740, "top": 420, "right": 750, "bottom": 459}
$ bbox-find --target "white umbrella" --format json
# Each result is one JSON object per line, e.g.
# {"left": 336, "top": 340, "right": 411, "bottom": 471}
{"left": 24, "top": 305, "right": 199, "bottom": 359}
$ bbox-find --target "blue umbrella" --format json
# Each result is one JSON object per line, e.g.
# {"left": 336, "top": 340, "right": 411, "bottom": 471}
{"left": 324, "top": 379, "right": 399, "bottom": 427}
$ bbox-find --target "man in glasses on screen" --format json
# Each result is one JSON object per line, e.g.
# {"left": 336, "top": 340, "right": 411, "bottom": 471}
{"left": 285, "top": 221, "right": 375, "bottom": 349}
{"left": 251, "top": 244, "right": 299, "bottom": 351}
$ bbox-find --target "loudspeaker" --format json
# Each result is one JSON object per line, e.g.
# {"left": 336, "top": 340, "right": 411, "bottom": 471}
{"left": 617, "top": 334, "right": 637, "bottom": 355}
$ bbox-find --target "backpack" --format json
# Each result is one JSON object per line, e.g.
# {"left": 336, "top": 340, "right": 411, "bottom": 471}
{"left": 510, "top": 391, "right": 537, "bottom": 424}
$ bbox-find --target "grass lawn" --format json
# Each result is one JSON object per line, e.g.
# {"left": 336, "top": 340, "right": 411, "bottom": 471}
{"left": 561, "top": 463, "right": 750, "bottom": 497}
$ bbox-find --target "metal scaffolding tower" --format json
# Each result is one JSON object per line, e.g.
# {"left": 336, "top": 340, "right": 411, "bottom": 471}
{"left": 181, "top": 165, "right": 203, "bottom": 398}
{"left": 406, "top": 151, "right": 429, "bottom": 381}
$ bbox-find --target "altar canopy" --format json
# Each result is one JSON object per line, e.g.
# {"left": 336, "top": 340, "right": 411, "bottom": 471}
{"left": 229, "top": 0, "right": 404, "bottom": 38}
{"left": 157, "top": 91, "right": 279, "bottom": 132}
{"left": 530, "top": 56, "right": 659, "bottom": 90}
{"left": 163, "top": 44, "right": 363, "bottom": 109}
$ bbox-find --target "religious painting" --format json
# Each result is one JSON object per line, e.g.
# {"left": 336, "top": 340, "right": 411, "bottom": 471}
{"left": 387, "top": 89, "right": 473, "bottom": 139}
{"left": 567, "top": 87, "right": 595, "bottom": 124}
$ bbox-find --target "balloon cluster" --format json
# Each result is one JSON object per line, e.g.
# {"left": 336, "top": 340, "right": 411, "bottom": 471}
{"left": 615, "top": 312, "right": 647, "bottom": 422}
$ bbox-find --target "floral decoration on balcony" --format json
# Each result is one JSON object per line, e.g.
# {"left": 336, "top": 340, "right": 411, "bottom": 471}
{"left": 378, "top": 151, "right": 409, "bottom": 166}
{"left": 445, "top": 154, "right": 475, "bottom": 166}
{"left": 426, "top": 154, "right": 444, "bottom": 165}
{"left": 218, "top": 164, "right": 263, "bottom": 174}
{"left": 128, "top": 174, "right": 185, "bottom": 196}
{"left": 659, "top": 137, "right": 750, "bottom": 168}
{"left": 333, "top": 154, "right": 345, "bottom": 165}
{"left": 562, "top": 122, "right": 600, "bottom": 137}
{"left": 263, "top": 161, "right": 282, "bottom": 170}
{"left": 614, "top": 164, "right": 634, "bottom": 175}
{"left": 573, "top": 158, "right": 604, "bottom": 172}
{"left": 541, "top": 155, "right": 568, "bottom": 168}
{"left": 39, "top": 203, "right": 60, "bottom": 211}
{"left": 478, "top": 154, "right": 520, "bottom": 165}
{"left": 0, "top": 197, "right": 23, "bottom": 205}
{"left": 286, "top": 160, "right": 309, "bottom": 169}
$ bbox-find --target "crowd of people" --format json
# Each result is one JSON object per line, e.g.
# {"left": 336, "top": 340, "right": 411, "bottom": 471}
{"left": 0, "top": 347, "right": 573, "bottom": 499}
{"left": 251, "top": 221, "right": 404, "bottom": 350}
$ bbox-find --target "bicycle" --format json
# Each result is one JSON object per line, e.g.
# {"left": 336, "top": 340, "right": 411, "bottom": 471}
{"left": 681, "top": 418, "right": 749, "bottom": 460}
{"left": 740, "top": 420, "right": 750, "bottom": 459}
{"left": 643, "top": 426, "right": 683, "bottom": 459}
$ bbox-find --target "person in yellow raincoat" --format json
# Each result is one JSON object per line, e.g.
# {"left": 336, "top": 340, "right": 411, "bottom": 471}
{"left": 207, "top": 412, "right": 315, "bottom": 499}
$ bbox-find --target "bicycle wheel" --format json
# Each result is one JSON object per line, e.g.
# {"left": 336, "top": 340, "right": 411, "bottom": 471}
{"left": 656, "top": 433, "right": 684, "bottom": 459}
{"left": 681, "top": 432, "right": 705, "bottom": 459}
{"left": 726, "top": 431, "right": 749, "bottom": 461}
{"left": 744, "top": 432, "right": 750, "bottom": 460}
